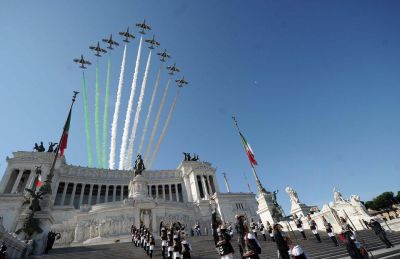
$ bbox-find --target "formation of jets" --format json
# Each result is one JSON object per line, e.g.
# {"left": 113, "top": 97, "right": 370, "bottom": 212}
{"left": 167, "top": 63, "right": 180, "bottom": 75}
{"left": 73, "top": 55, "right": 91, "bottom": 69}
{"left": 157, "top": 49, "right": 170, "bottom": 62}
{"left": 102, "top": 34, "right": 119, "bottom": 50}
{"left": 74, "top": 20, "right": 188, "bottom": 86}
{"left": 145, "top": 35, "right": 160, "bottom": 49}
{"left": 89, "top": 42, "right": 107, "bottom": 57}
{"left": 136, "top": 19, "right": 151, "bottom": 34}
{"left": 119, "top": 27, "right": 135, "bottom": 43}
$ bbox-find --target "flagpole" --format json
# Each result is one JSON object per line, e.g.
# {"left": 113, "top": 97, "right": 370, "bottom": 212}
{"left": 41, "top": 92, "right": 79, "bottom": 194}
{"left": 232, "top": 116, "right": 268, "bottom": 195}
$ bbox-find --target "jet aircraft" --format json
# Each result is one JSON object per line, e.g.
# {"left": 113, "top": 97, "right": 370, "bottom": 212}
{"left": 167, "top": 63, "right": 180, "bottom": 75}
{"left": 73, "top": 55, "right": 91, "bottom": 69}
{"left": 145, "top": 35, "right": 160, "bottom": 49}
{"left": 136, "top": 19, "right": 151, "bottom": 34}
{"left": 176, "top": 77, "right": 188, "bottom": 87}
{"left": 157, "top": 49, "right": 171, "bottom": 62}
{"left": 89, "top": 42, "right": 107, "bottom": 57}
{"left": 102, "top": 34, "right": 119, "bottom": 49}
{"left": 119, "top": 27, "right": 135, "bottom": 43}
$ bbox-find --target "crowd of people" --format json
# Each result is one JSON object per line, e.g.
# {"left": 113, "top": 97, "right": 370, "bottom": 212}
{"left": 130, "top": 222, "right": 192, "bottom": 259}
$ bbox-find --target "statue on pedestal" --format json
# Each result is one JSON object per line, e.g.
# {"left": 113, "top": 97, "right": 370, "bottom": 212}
{"left": 285, "top": 186, "right": 300, "bottom": 205}
{"left": 134, "top": 154, "right": 145, "bottom": 177}
{"left": 333, "top": 187, "right": 345, "bottom": 202}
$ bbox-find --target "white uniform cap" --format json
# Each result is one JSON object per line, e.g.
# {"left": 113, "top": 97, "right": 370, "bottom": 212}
{"left": 291, "top": 245, "right": 304, "bottom": 256}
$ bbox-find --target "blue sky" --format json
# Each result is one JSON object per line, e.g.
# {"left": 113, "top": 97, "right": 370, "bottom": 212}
{"left": 0, "top": 1, "right": 399, "bottom": 212}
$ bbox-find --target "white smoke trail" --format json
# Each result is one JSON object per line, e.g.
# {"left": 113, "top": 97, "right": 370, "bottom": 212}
{"left": 137, "top": 66, "right": 162, "bottom": 155}
{"left": 125, "top": 50, "right": 152, "bottom": 169}
{"left": 144, "top": 78, "right": 171, "bottom": 164}
{"left": 148, "top": 89, "right": 180, "bottom": 169}
{"left": 119, "top": 37, "right": 143, "bottom": 170}
{"left": 109, "top": 44, "right": 127, "bottom": 170}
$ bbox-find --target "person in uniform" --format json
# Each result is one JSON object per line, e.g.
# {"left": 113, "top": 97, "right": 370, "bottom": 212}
{"left": 215, "top": 225, "right": 235, "bottom": 259}
{"left": 307, "top": 214, "right": 321, "bottom": 243}
{"left": 259, "top": 222, "right": 267, "bottom": 241}
{"left": 181, "top": 237, "right": 192, "bottom": 259}
{"left": 322, "top": 216, "right": 338, "bottom": 246}
{"left": 244, "top": 231, "right": 262, "bottom": 259}
{"left": 273, "top": 223, "right": 291, "bottom": 259}
{"left": 161, "top": 226, "right": 168, "bottom": 258}
{"left": 339, "top": 217, "right": 363, "bottom": 259}
{"left": 149, "top": 234, "right": 155, "bottom": 258}
{"left": 167, "top": 230, "right": 174, "bottom": 259}
{"left": 266, "top": 221, "right": 275, "bottom": 242}
{"left": 173, "top": 234, "right": 182, "bottom": 259}
{"left": 293, "top": 215, "right": 306, "bottom": 240}
{"left": 290, "top": 245, "right": 308, "bottom": 259}
{"left": 369, "top": 219, "right": 394, "bottom": 248}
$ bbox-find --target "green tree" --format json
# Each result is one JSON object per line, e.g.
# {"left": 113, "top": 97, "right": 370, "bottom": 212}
{"left": 372, "top": 192, "right": 394, "bottom": 210}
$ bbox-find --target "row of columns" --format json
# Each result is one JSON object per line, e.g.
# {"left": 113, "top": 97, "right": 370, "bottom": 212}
{"left": 6, "top": 169, "right": 36, "bottom": 194}
{"left": 195, "top": 174, "right": 215, "bottom": 201}
{"left": 148, "top": 183, "right": 183, "bottom": 202}
{"left": 57, "top": 182, "right": 127, "bottom": 207}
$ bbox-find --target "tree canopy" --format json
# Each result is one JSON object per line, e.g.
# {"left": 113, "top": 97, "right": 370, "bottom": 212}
{"left": 364, "top": 191, "right": 399, "bottom": 211}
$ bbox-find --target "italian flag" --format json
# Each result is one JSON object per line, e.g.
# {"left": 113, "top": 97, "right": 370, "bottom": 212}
{"left": 36, "top": 173, "right": 42, "bottom": 188}
{"left": 59, "top": 108, "right": 72, "bottom": 156}
{"left": 239, "top": 132, "right": 258, "bottom": 166}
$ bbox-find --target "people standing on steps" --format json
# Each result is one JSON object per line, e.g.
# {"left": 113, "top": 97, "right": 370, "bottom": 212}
{"left": 369, "top": 219, "right": 394, "bottom": 248}
{"left": 181, "top": 237, "right": 192, "bottom": 259}
{"left": 293, "top": 214, "right": 307, "bottom": 240}
{"left": 266, "top": 221, "right": 275, "bottom": 242}
{"left": 161, "top": 226, "right": 168, "bottom": 258}
{"left": 259, "top": 222, "right": 267, "bottom": 241}
{"left": 307, "top": 214, "right": 321, "bottom": 243}
{"left": 322, "top": 216, "right": 339, "bottom": 246}
{"left": 273, "top": 223, "right": 291, "bottom": 259}
{"left": 244, "top": 231, "right": 262, "bottom": 259}
{"left": 339, "top": 217, "right": 363, "bottom": 259}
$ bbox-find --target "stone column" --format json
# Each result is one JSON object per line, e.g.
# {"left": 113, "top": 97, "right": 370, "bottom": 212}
{"left": 105, "top": 185, "right": 109, "bottom": 203}
{"left": 79, "top": 184, "right": 86, "bottom": 208}
{"left": 70, "top": 183, "right": 77, "bottom": 206}
{"left": 113, "top": 185, "right": 117, "bottom": 202}
{"left": 120, "top": 185, "right": 124, "bottom": 201}
{"left": 201, "top": 175, "right": 209, "bottom": 199}
{"left": 11, "top": 170, "right": 24, "bottom": 193}
{"left": 60, "top": 182, "right": 69, "bottom": 206}
{"left": 183, "top": 176, "right": 193, "bottom": 202}
{"left": 205, "top": 175, "right": 212, "bottom": 196}
{"left": 156, "top": 185, "right": 159, "bottom": 199}
{"left": 88, "top": 184, "right": 94, "bottom": 206}
{"left": 175, "top": 184, "right": 179, "bottom": 202}
{"left": 26, "top": 171, "right": 36, "bottom": 190}
{"left": 162, "top": 185, "right": 166, "bottom": 200}
{"left": 169, "top": 184, "right": 173, "bottom": 201}
{"left": 97, "top": 185, "right": 101, "bottom": 204}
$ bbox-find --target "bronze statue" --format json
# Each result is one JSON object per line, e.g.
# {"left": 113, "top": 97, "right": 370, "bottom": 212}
{"left": 134, "top": 154, "right": 145, "bottom": 176}
{"left": 47, "top": 142, "right": 58, "bottom": 152}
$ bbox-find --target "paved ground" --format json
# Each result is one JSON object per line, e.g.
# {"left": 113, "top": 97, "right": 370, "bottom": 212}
{"left": 29, "top": 230, "right": 400, "bottom": 259}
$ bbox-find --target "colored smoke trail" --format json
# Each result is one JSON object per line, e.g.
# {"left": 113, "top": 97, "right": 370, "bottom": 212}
{"left": 109, "top": 44, "right": 127, "bottom": 170}
{"left": 119, "top": 36, "right": 143, "bottom": 170}
{"left": 102, "top": 55, "right": 111, "bottom": 168}
{"left": 95, "top": 59, "right": 102, "bottom": 167}
{"left": 125, "top": 51, "right": 152, "bottom": 169}
{"left": 144, "top": 78, "right": 171, "bottom": 164}
{"left": 137, "top": 65, "right": 162, "bottom": 155}
{"left": 148, "top": 89, "right": 180, "bottom": 169}
{"left": 82, "top": 71, "right": 93, "bottom": 167}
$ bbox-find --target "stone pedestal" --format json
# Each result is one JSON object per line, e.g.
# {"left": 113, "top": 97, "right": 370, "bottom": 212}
{"left": 256, "top": 192, "right": 282, "bottom": 224}
{"left": 128, "top": 175, "right": 149, "bottom": 200}
{"left": 290, "top": 202, "right": 315, "bottom": 218}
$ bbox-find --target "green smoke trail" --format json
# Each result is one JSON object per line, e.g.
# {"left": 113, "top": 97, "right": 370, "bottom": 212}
{"left": 82, "top": 71, "right": 93, "bottom": 167}
{"left": 95, "top": 59, "right": 101, "bottom": 167}
{"left": 102, "top": 55, "right": 111, "bottom": 168}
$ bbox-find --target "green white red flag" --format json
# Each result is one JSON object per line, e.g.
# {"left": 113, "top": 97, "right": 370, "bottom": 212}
{"left": 239, "top": 131, "right": 258, "bottom": 166}
{"left": 59, "top": 107, "right": 72, "bottom": 156}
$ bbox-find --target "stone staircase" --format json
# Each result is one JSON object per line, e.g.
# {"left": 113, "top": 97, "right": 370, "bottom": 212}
{"left": 29, "top": 230, "right": 400, "bottom": 259}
